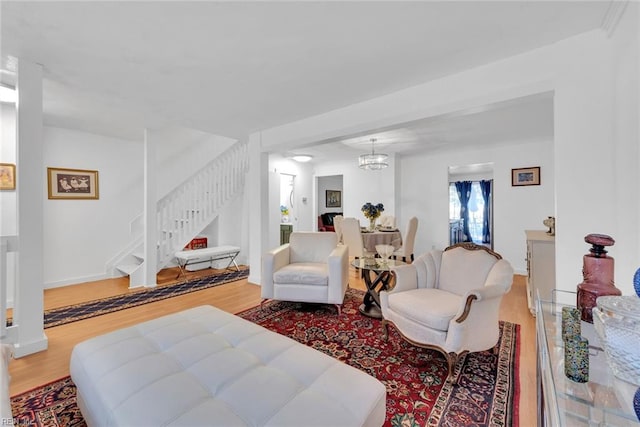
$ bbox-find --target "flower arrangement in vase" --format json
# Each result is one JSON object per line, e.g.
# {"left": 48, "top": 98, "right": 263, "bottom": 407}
{"left": 361, "top": 202, "right": 384, "bottom": 231}
{"left": 280, "top": 205, "right": 289, "bottom": 223}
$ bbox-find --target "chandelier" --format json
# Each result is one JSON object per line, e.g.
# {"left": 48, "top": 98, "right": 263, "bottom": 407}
{"left": 358, "top": 138, "right": 388, "bottom": 170}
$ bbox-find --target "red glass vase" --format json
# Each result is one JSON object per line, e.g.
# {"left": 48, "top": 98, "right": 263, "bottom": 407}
{"left": 577, "top": 234, "right": 621, "bottom": 323}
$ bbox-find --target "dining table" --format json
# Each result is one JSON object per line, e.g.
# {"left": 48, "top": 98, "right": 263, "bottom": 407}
{"left": 361, "top": 228, "right": 403, "bottom": 253}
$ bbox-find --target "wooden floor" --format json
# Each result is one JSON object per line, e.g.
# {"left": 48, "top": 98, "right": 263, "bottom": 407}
{"left": 7, "top": 266, "right": 535, "bottom": 424}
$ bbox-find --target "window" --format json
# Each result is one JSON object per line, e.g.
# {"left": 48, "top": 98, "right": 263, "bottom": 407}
{"left": 449, "top": 180, "right": 492, "bottom": 246}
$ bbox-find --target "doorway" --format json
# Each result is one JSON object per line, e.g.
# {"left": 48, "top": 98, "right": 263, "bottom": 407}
{"left": 448, "top": 164, "right": 494, "bottom": 248}
{"left": 316, "top": 175, "right": 344, "bottom": 230}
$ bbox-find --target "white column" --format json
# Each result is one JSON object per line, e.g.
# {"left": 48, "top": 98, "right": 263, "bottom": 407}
{"left": 247, "top": 132, "right": 269, "bottom": 285}
{"left": 13, "top": 58, "right": 48, "bottom": 357}
{"left": 143, "top": 129, "right": 158, "bottom": 287}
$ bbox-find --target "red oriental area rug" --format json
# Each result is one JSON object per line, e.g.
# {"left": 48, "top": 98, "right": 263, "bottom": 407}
{"left": 11, "top": 288, "right": 520, "bottom": 427}
{"left": 240, "top": 288, "right": 520, "bottom": 427}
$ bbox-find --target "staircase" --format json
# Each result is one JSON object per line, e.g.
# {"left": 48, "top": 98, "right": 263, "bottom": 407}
{"left": 108, "top": 140, "right": 249, "bottom": 287}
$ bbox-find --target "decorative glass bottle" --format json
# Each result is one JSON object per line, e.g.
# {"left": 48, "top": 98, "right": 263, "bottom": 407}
{"left": 577, "top": 233, "right": 621, "bottom": 323}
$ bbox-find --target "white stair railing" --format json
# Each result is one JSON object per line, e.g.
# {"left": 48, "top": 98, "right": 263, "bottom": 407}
{"left": 109, "top": 140, "right": 248, "bottom": 284}
{"left": 156, "top": 140, "right": 249, "bottom": 268}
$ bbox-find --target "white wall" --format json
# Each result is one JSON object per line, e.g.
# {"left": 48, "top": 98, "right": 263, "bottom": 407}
{"left": 313, "top": 156, "right": 396, "bottom": 228}
{"left": 1, "top": 96, "right": 18, "bottom": 308}
{"left": 0, "top": 105, "right": 17, "bottom": 236}
{"left": 152, "top": 127, "right": 235, "bottom": 198}
{"left": 609, "top": 3, "right": 640, "bottom": 291}
{"left": 269, "top": 138, "right": 555, "bottom": 274}
{"left": 552, "top": 26, "right": 638, "bottom": 296}
{"left": 43, "top": 127, "right": 144, "bottom": 287}
{"left": 399, "top": 139, "right": 554, "bottom": 273}
{"left": 268, "top": 157, "right": 314, "bottom": 231}
{"left": 216, "top": 191, "right": 247, "bottom": 266}
{"left": 40, "top": 126, "right": 237, "bottom": 288}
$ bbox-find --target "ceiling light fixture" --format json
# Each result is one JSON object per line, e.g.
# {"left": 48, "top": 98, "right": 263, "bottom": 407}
{"left": 359, "top": 138, "right": 388, "bottom": 170}
{"left": 0, "top": 84, "right": 16, "bottom": 104}
{"left": 292, "top": 155, "right": 313, "bottom": 163}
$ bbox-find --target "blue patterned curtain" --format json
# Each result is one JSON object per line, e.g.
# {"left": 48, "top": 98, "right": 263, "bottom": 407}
{"left": 455, "top": 181, "right": 473, "bottom": 242}
{"left": 479, "top": 180, "right": 492, "bottom": 243}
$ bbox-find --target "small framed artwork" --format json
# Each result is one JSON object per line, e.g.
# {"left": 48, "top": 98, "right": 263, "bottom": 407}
{"left": 326, "top": 190, "right": 341, "bottom": 208}
{"left": 0, "top": 163, "right": 16, "bottom": 190}
{"left": 47, "top": 167, "right": 99, "bottom": 200}
{"left": 512, "top": 167, "right": 540, "bottom": 186}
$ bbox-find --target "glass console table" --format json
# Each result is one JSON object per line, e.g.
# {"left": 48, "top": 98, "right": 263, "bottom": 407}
{"left": 536, "top": 297, "right": 640, "bottom": 426}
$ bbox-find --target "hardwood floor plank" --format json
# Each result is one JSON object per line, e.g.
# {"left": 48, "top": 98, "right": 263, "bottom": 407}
{"left": 7, "top": 267, "right": 535, "bottom": 424}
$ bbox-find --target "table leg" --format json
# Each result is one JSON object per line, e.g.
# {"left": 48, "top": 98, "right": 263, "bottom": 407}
{"left": 359, "top": 270, "right": 390, "bottom": 319}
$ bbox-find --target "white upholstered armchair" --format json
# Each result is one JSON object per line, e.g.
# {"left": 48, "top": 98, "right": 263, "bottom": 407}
{"left": 380, "top": 243, "right": 514, "bottom": 375}
{"left": 261, "top": 232, "right": 349, "bottom": 314}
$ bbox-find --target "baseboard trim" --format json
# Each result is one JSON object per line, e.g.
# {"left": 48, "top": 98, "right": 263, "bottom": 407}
{"left": 44, "top": 273, "right": 111, "bottom": 290}
{"left": 248, "top": 273, "right": 261, "bottom": 287}
{"left": 13, "top": 334, "right": 48, "bottom": 358}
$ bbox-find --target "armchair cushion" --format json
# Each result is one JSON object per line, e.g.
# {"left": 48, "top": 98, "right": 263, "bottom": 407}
{"left": 387, "top": 288, "right": 460, "bottom": 332}
{"left": 274, "top": 262, "right": 329, "bottom": 286}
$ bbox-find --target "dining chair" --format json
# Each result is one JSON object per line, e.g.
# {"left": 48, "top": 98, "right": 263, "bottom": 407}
{"left": 393, "top": 216, "right": 418, "bottom": 262}
{"left": 333, "top": 215, "right": 344, "bottom": 243}
{"left": 341, "top": 218, "right": 371, "bottom": 259}
{"left": 341, "top": 217, "right": 374, "bottom": 278}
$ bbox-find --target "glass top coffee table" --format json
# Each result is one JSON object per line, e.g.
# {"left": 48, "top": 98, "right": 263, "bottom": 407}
{"left": 351, "top": 258, "right": 405, "bottom": 319}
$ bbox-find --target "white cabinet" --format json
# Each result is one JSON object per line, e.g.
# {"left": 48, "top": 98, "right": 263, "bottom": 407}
{"left": 525, "top": 230, "right": 555, "bottom": 315}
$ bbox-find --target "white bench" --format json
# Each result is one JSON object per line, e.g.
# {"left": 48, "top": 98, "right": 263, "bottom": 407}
{"left": 174, "top": 245, "right": 240, "bottom": 278}
{"left": 70, "top": 305, "right": 386, "bottom": 426}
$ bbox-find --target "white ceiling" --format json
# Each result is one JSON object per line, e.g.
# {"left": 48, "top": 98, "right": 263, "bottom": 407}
{"left": 1, "top": 1, "right": 612, "bottom": 156}
{"left": 283, "top": 91, "right": 555, "bottom": 162}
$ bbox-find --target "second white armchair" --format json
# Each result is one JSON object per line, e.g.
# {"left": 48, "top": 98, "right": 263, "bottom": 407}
{"left": 261, "top": 232, "right": 349, "bottom": 314}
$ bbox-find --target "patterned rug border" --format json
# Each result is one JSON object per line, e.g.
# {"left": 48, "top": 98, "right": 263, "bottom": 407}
{"left": 425, "top": 321, "right": 521, "bottom": 426}
{"left": 11, "top": 375, "right": 71, "bottom": 398}
{"left": 41, "top": 267, "right": 249, "bottom": 329}
{"left": 10, "top": 376, "right": 83, "bottom": 427}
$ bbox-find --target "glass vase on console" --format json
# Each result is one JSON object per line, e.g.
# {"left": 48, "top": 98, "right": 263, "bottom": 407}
{"left": 369, "top": 218, "right": 376, "bottom": 231}
{"left": 577, "top": 233, "right": 621, "bottom": 323}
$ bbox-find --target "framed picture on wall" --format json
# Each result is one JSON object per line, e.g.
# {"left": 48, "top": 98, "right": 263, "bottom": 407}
{"left": 0, "top": 163, "right": 16, "bottom": 190}
{"left": 511, "top": 166, "right": 540, "bottom": 186}
{"left": 326, "top": 190, "right": 341, "bottom": 207}
{"left": 47, "top": 167, "right": 99, "bottom": 199}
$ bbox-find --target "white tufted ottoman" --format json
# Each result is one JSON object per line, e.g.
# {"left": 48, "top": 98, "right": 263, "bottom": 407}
{"left": 70, "top": 305, "right": 386, "bottom": 426}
